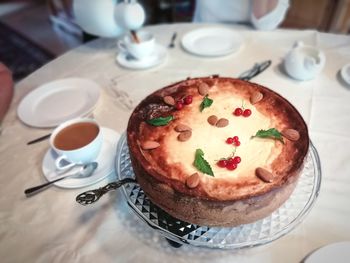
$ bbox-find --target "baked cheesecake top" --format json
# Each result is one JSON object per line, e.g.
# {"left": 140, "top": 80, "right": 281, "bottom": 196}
{"left": 127, "top": 77, "right": 309, "bottom": 201}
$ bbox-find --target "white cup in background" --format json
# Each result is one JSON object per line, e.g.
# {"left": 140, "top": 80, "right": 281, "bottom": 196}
{"left": 117, "top": 31, "right": 155, "bottom": 60}
{"left": 50, "top": 118, "right": 103, "bottom": 171}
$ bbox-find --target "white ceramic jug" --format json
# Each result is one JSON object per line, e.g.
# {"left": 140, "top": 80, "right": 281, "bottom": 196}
{"left": 73, "top": 0, "right": 145, "bottom": 38}
{"left": 284, "top": 41, "right": 326, "bottom": 81}
{"left": 73, "top": 0, "right": 123, "bottom": 37}
{"left": 115, "top": 0, "right": 146, "bottom": 30}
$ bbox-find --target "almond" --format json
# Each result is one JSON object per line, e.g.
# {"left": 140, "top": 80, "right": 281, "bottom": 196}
{"left": 216, "top": 118, "right": 229, "bottom": 128}
{"left": 198, "top": 83, "right": 209, "bottom": 96}
{"left": 177, "top": 130, "right": 192, "bottom": 141}
{"left": 250, "top": 91, "right": 263, "bottom": 104}
{"left": 174, "top": 123, "right": 191, "bottom": 132}
{"left": 281, "top": 129, "right": 300, "bottom": 141}
{"left": 207, "top": 115, "right": 218, "bottom": 126}
{"left": 141, "top": 140, "right": 160, "bottom": 150}
{"left": 186, "top": 173, "right": 200, "bottom": 188}
{"left": 255, "top": 167, "right": 274, "bottom": 183}
{"left": 163, "top": 95, "right": 175, "bottom": 106}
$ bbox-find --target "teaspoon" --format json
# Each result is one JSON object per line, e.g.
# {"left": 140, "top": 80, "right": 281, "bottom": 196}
{"left": 24, "top": 162, "right": 98, "bottom": 196}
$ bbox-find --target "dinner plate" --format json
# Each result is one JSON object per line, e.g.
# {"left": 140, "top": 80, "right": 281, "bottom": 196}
{"left": 17, "top": 78, "right": 100, "bottom": 128}
{"left": 116, "top": 44, "right": 167, "bottom": 70}
{"left": 42, "top": 128, "right": 120, "bottom": 188}
{"left": 340, "top": 63, "right": 350, "bottom": 85}
{"left": 181, "top": 27, "right": 243, "bottom": 57}
{"left": 304, "top": 242, "right": 350, "bottom": 263}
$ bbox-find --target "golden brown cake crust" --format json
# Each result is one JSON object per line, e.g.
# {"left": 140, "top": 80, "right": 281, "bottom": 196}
{"left": 127, "top": 77, "right": 309, "bottom": 226}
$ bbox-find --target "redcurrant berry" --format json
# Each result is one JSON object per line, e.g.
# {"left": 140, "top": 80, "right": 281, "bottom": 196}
{"left": 233, "top": 136, "right": 239, "bottom": 142}
{"left": 235, "top": 141, "right": 241, "bottom": 146}
{"left": 243, "top": 109, "right": 252, "bottom": 117}
{"left": 233, "top": 108, "right": 243, "bottom": 116}
{"left": 233, "top": 156, "right": 241, "bottom": 164}
{"left": 217, "top": 160, "right": 227, "bottom": 168}
{"left": 175, "top": 101, "right": 184, "bottom": 110}
{"left": 226, "top": 162, "right": 237, "bottom": 170}
{"left": 184, "top": 95, "right": 193, "bottom": 105}
{"left": 226, "top": 137, "right": 234, "bottom": 144}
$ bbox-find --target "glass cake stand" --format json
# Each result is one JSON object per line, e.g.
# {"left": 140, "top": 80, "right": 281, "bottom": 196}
{"left": 115, "top": 133, "right": 321, "bottom": 249}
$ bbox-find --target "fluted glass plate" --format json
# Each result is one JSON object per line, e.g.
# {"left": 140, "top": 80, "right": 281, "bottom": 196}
{"left": 116, "top": 133, "right": 321, "bottom": 249}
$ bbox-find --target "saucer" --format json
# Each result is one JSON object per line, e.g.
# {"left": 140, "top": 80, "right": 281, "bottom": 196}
{"left": 116, "top": 44, "right": 167, "bottom": 69}
{"left": 340, "top": 63, "right": 350, "bottom": 85}
{"left": 17, "top": 78, "right": 100, "bottom": 128}
{"left": 42, "top": 128, "right": 120, "bottom": 188}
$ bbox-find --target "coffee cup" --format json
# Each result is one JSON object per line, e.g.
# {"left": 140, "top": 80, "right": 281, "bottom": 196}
{"left": 50, "top": 118, "right": 103, "bottom": 171}
{"left": 117, "top": 31, "right": 155, "bottom": 60}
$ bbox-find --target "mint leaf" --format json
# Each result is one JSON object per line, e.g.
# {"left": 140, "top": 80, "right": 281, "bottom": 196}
{"left": 200, "top": 95, "right": 213, "bottom": 112}
{"left": 146, "top": 116, "right": 173, "bottom": 126}
{"left": 194, "top": 149, "right": 214, "bottom": 176}
{"left": 252, "top": 128, "right": 284, "bottom": 143}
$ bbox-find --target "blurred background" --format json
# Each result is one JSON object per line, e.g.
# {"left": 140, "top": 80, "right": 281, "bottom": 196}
{"left": 1, "top": 0, "right": 350, "bottom": 81}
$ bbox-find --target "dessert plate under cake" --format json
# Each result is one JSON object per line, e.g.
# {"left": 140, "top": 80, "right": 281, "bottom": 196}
{"left": 127, "top": 76, "right": 309, "bottom": 226}
{"left": 116, "top": 134, "right": 321, "bottom": 249}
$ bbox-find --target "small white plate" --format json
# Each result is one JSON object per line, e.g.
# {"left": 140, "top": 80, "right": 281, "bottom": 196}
{"left": 17, "top": 78, "right": 100, "bottom": 128}
{"left": 116, "top": 43, "right": 167, "bottom": 69}
{"left": 181, "top": 27, "right": 243, "bottom": 57}
{"left": 340, "top": 63, "right": 350, "bottom": 85}
{"left": 305, "top": 242, "right": 350, "bottom": 263}
{"left": 42, "top": 128, "right": 120, "bottom": 189}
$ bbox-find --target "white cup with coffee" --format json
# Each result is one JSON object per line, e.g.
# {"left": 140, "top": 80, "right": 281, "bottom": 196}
{"left": 117, "top": 31, "right": 155, "bottom": 60}
{"left": 50, "top": 118, "right": 103, "bottom": 171}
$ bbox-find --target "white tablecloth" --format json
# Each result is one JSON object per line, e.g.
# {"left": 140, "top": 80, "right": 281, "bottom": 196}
{"left": 1, "top": 23, "right": 350, "bottom": 263}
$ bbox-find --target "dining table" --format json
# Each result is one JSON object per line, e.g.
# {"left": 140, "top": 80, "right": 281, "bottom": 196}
{"left": 1, "top": 22, "right": 350, "bottom": 263}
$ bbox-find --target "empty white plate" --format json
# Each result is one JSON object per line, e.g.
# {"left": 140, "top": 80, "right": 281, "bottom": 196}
{"left": 181, "top": 27, "right": 243, "bottom": 57}
{"left": 340, "top": 63, "right": 350, "bottom": 85}
{"left": 304, "top": 242, "right": 350, "bottom": 263}
{"left": 17, "top": 78, "right": 100, "bottom": 128}
{"left": 116, "top": 44, "right": 167, "bottom": 70}
{"left": 42, "top": 127, "right": 120, "bottom": 189}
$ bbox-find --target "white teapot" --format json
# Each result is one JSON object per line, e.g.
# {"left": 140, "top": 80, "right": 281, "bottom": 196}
{"left": 284, "top": 41, "right": 326, "bottom": 81}
{"left": 73, "top": 0, "right": 145, "bottom": 38}
{"left": 115, "top": 0, "right": 145, "bottom": 30}
{"left": 73, "top": 0, "right": 124, "bottom": 37}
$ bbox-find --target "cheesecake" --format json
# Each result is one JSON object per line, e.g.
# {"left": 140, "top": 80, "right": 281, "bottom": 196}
{"left": 127, "top": 76, "right": 309, "bottom": 227}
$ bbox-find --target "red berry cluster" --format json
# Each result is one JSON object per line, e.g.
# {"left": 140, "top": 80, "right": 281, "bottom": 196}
{"left": 233, "top": 107, "right": 251, "bottom": 117}
{"left": 217, "top": 156, "right": 241, "bottom": 170}
{"left": 226, "top": 136, "right": 241, "bottom": 146}
{"left": 217, "top": 136, "right": 242, "bottom": 171}
{"left": 176, "top": 95, "right": 193, "bottom": 110}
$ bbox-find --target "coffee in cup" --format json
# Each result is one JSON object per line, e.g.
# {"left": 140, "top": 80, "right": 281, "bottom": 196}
{"left": 117, "top": 30, "right": 155, "bottom": 60}
{"left": 50, "top": 118, "right": 103, "bottom": 170}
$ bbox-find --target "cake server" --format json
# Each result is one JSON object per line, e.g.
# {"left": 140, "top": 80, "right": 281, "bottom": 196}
{"left": 238, "top": 60, "right": 272, "bottom": 81}
{"left": 76, "top": 178, "right": 137, "bottom": 205}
